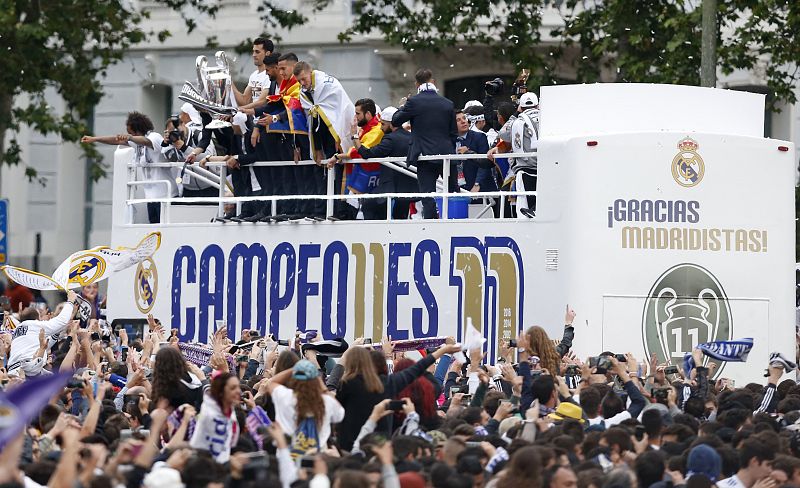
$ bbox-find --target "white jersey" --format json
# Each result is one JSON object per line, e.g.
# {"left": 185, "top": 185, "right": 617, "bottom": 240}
{"left": 7, "top": 303, "right": 74, "bottom": 373}
{"left": 248, "top": 69, "right": 270, "bottom": 104}
{"left": 717, "top": 475, "right": 745, "bottom": 488}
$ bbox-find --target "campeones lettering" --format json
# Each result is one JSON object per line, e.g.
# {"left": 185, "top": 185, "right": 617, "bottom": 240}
{"left": 169, "top": 237, "right": 524, "bottom": 360}
{"left": 609, "top": 198, "right": 767, "bottom": 253}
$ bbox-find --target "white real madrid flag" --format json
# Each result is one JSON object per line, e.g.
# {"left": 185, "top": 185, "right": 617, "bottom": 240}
{"left": 1, "top": 232, "right": 161, "bottom": 291}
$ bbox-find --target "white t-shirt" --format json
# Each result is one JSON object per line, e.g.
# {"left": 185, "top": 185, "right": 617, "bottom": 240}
{"left": 248, "top": 69, "right": 270, "bottom": 104}
{"left": 718, "top": 475, "right": 745, "bottom": 488}
{"left": 271, "top": 384, "right": 345, "bottom": 449}
{"left": 130, "top": 131, "right": 176, "bottom": 199}
{"left": 7, "top": 303, "right": 74, "bottom": 374}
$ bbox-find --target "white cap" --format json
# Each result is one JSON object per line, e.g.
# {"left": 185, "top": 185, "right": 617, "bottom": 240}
{"left": 144, "top": 467, "right": 185, "bottom": 488}
{"left": 518, "top": 92, "right": 538, "bottom": 108}
{"left": 463, "top": 100, "right": 483, "bottom": 110}
{"left": 379, "top": 106, "right": 398, "bottom": 122}
{"left": 180, "top": 102, "right": 202, "bottom": 125}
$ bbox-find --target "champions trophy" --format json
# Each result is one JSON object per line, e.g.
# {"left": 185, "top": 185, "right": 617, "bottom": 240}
{"left": 178, "top": 51, "right": 237, "bottom": 129}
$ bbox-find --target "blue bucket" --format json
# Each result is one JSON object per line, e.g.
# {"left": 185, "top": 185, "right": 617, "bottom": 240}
{"left": 434, "top": 196, "right": 470, "bottom": 219}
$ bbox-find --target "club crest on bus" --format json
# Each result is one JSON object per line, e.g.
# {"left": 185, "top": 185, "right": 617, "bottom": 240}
{"left": 671, "top": 137, "right": 705, "bottom": 187}
{"left": 134, "top": 257, "right": 158, "bottom": 313}
{"left": 68, "top": 254, "right": 107, "bottom": 287}
{"left": 642, "top": 264, "right": 732, "bottom": 377}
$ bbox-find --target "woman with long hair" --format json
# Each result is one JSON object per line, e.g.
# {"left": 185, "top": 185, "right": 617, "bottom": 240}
{"left": 489, "top": 446, "right": 543, "bottom": 488}
{"left": 151, "top": 346, "right": 208, "bottom": 411}
{"left": 335, "top": 341, "right": 461, "bottom": 451}
{"left": 393, "top": 358, "right": 440, "bottom": 430}
{"left": 190, "top": 372, "right": 241, "bottom": 462}
{"left": 523, "top": 305, "right": 577, "bottom": 375}
{"left": 266, "top": 359, "right": 344, "bottom": 456}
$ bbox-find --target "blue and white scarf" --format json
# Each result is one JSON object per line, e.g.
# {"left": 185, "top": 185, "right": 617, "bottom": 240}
{"left": 683, "top": 338, "right": 754, "bottom": 374}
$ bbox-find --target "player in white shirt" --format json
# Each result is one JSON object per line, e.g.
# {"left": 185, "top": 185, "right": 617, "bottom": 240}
{"left": 7, "top": 290, "right": 79, "bottom": 377}
{"left": 232, "top": 37, "right": 273, "bottom": 110}
{"left": 81, "top": 112, "right": 176, "bottom": 223}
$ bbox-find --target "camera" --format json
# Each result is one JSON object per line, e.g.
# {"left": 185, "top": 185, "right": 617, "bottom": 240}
{"left": 653, "top": 387, "right": 671, "bottom": 403}
{"left": 168, "top": 129, "right": 184, "bottom": 144}
{"left": 484, "top": 78, "right": 504, "bottom": 97}
{"left": 663, "top": 365, "right": 679, "bottom": 375}
{"left": 508, "top": 339, "right": 517, "bottom": 348}
{"left": 589, "top": 355, "right": 613, "bottom": 374}
{"left": 388, "top": 400, "right": 405, "bottom": 411}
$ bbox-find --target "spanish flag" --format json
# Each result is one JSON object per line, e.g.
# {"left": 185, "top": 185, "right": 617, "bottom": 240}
{"left": 345, "top": 115, "right": 383, "bottom": 194}
{"left": 264, "top": 76, "right": 309, "bottom": 135}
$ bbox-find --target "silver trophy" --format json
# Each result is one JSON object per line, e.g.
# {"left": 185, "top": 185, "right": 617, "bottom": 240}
{"left": 178, "top": 51, "right": 237, "bottom": 129}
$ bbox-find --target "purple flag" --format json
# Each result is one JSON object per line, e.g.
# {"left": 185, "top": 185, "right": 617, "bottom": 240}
{"left": 0, "top": 372, "right": 71, "bottom": 449}
{"left": 245, "top": 406, "right": 271, "bottom": 450}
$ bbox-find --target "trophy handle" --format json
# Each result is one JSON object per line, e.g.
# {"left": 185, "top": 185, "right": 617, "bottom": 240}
{"left": 215, "top": 51, "right": 230, "bottom": 71}
{"left": 195, "top": 55, "right": 208, "bottom": 90}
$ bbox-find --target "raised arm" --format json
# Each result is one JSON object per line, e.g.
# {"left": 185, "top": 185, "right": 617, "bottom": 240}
{"left": 42, "top": 291, "right": 78, "bottom": 336}
{"left": 386, "top": 343, "right": 461, "bottom": 394}
{"left": 555, "top": 305, "right": 577, "bottom": 358}
{"left": 81, "top": 135, "right": 125, "bottom": 145}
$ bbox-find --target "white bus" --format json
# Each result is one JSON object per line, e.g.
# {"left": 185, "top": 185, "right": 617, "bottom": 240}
{"left": 107, "top": 83, "right": 796, "bottom": 384}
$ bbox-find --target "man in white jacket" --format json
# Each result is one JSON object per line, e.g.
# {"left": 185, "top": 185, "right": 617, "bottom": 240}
{"left": 7, "top": 290, "right": 79, "bottom": 377}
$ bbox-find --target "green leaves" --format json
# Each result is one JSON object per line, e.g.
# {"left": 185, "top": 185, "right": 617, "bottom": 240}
{"left": 0, "top": 0, "right": 331, "bottom": 181}
{"left": 3, "top": 0, "right": 798, "bottom": 183}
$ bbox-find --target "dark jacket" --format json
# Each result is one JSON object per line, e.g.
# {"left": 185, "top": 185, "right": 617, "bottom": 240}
{"left": 456, "top": 130, "right": 495, "bottom": 191}
{"left": 392, "top": 90, "right": 457, "bottom": 164}
{"left": 358, "top": 128, "right": 417, "bottom": 194}
{"left": 335, "top": 354, "right": 437, "bottom": 451}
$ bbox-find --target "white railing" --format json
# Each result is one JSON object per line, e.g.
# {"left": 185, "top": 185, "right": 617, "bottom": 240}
{"left": 124, "top": 151, "right": 538, "bottom": 224}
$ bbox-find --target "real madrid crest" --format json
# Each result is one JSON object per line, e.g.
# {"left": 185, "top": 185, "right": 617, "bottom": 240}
{"left": 671, "top": 137, "right": 704, "bottom": 187}
{"left": 134, "top": 257, "right": 158, "bottom": 314}
{"left": 68, "top": 253, "right": 107, "bottom": 287}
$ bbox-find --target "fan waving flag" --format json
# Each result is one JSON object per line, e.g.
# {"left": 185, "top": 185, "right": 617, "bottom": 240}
{"left": 0, "top": 232, "right": 161, "bottom": 291}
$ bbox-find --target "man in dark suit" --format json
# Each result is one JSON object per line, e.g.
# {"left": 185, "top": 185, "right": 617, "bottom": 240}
{"left": 392, "top": 68, "right": 458, "bottom": 219}
{"left": 357, "top": 106, "right": 417, "bottom": 220}
{"left": 454, "top": 110, "right": 493, "bottom": 192}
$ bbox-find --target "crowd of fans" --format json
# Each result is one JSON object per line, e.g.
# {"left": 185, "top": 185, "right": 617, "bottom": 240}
{"left": 80, "top": 37, "right": 539, "bottom": 223}
{"left": 2, "top": 283, "right": 800, "bottom": 488}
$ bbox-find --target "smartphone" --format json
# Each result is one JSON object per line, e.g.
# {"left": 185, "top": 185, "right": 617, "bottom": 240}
{"left": 119, "top": 429, "right": 133, "bottom": 441}
{"left": 363, "top": 338, "right": 373, "bottom": 345}
{"left": 461, "top": 394, "right": 472, "bottom": 404}
{"left": 388, "top": 400, "right": 405, "bottom": 411}
{"left": 299, "top": 457, "right": 315, "bottom": 469}
{"left": 664, "top": 365, "right": 679, "bottom": 375}
{"left": 508, "top": 339, "right": 517, "bottom": 348}
{"left": 100, "top": 363, "right": 108, "bottom": 375}
{"left": 499, "top": 399, "right": 519, "bottom": 412}
{"left": 449, "top": 387, "right": 460, "bottom": 396}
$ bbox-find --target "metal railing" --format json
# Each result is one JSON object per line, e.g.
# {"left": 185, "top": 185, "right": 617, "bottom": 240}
{"left": 124, "top": 151, "right": 537, "bottom": 224}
